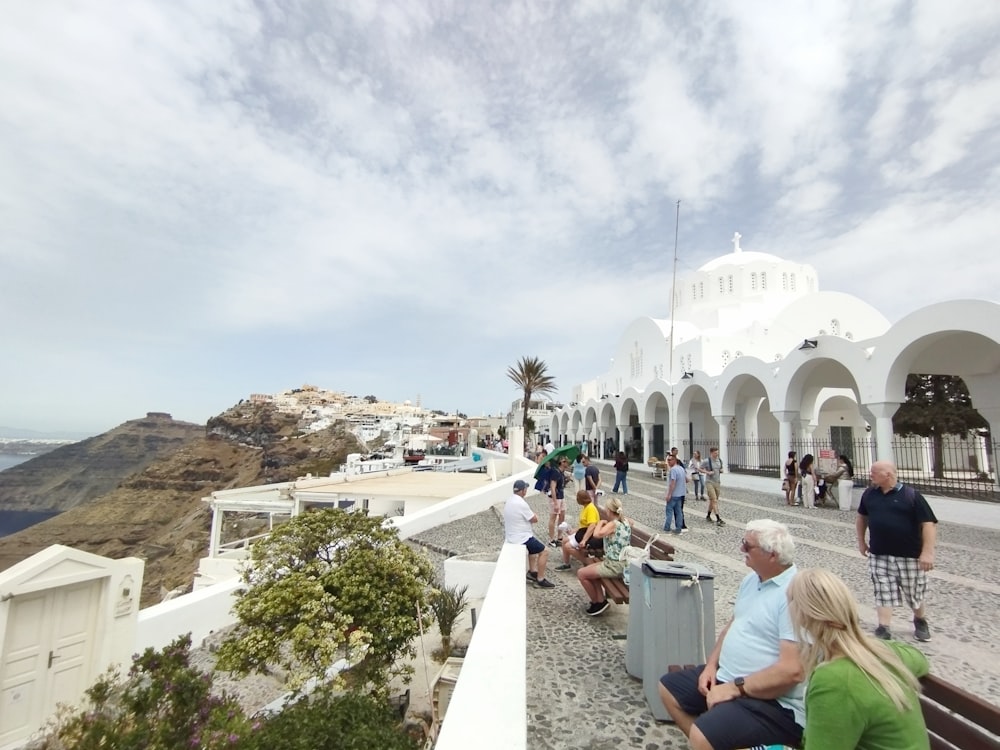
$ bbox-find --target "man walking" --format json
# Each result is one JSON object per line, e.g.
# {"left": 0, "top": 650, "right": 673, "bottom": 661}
{"left": 664, "top": 454, "right": 687, "bottom": 534}
{"left": 704, "top": 446, "right": 725, "bottom": 526}
{"left": 856, "top": 460, "right": 937, "bottom": 641}
{"left": 503, "top": 479, "right": 556, "bottom": 589}
{"left": 658, "top": 519, "right": 804, "bottom": 750}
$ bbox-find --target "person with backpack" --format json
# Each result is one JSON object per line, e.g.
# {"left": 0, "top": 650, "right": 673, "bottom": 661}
{"left": 856, "top": 461, "right": 938, "bottom": 642}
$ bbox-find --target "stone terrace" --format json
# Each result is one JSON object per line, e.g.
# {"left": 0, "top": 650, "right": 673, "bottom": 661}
{"left": 411, "top": 462, "right": 1000, "bottom": 750}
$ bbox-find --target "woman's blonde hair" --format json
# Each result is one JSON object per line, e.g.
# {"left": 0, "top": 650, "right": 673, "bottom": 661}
{"left": 605, "top": 497, "right": 624, "bottom": 516}
{"left": 787, "top": 569, "right": 922, "bottom": 711}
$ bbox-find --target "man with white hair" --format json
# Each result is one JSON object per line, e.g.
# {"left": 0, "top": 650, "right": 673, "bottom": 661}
{"left": 658, "top": 519, "right": 805, "bottom": 750}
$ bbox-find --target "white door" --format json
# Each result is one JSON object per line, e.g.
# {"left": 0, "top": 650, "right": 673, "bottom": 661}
{"left": 0, "top": 579, "right": 102, "bottom": 746}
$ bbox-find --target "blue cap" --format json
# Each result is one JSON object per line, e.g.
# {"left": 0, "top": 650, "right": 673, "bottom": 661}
{"left": 513, "top": 479, "right": 530, "bottom": 492}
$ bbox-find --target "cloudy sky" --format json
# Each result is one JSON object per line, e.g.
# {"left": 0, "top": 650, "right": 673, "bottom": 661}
{"left": 2, "top": 1, "right": 998, "bottom": 435}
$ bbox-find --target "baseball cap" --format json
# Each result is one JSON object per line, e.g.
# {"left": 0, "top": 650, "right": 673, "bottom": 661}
{"left": 513, "top": 479, "right": 530, "bottom": 492}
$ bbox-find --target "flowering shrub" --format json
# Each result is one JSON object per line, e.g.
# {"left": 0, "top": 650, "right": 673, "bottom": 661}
{"left": 39, "top": 635, "right": 252, "bottom": 750}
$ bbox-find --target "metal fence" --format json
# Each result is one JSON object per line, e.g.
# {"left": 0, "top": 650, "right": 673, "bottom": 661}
{"left": 715, "top": 434, "right": 1000, "bottom": 501}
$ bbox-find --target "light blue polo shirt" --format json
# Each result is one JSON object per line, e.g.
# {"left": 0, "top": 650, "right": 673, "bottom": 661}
{"left": 717, "top": 565, "right": 804, "bottom": 726}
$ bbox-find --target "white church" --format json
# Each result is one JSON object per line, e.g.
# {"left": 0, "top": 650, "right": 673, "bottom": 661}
{"left": 546, "top": 233, "right": 1000, "bottom": 486}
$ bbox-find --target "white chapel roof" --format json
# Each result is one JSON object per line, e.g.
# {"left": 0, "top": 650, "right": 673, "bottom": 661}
{"left": 698, "top": 250, "right": 783, "bottom": 272}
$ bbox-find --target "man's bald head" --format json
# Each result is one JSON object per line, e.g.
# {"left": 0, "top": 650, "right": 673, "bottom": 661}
{"left": 870, "top": 460, "right": 898, "bottom": 491}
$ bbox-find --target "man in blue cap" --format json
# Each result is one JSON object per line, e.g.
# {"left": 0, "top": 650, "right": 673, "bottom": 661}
{"left": 504, "top": 479, "right": 555, "bottom": 588}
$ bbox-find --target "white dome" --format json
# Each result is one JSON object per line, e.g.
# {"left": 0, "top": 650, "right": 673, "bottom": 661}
{"left": 698, "top": 250, "right": 782, "bottom": 272}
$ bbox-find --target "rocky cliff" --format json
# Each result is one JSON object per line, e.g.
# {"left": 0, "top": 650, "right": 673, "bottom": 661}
{"left": 0, "top": 404, "right": 362, "bottom": 605}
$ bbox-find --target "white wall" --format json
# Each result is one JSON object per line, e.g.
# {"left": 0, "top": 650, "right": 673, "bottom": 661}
{"left": 135, "top": 578, "right": 243, "bottom": 652}
{"left": 435, "top": 543, "right": 526, "bottom": 750}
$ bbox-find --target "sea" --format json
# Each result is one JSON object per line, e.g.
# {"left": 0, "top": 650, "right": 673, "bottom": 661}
{"left": 0, "top": 453, "right": 60, "bottom": 537}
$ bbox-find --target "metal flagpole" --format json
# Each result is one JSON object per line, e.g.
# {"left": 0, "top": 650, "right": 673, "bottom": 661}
{"left": 668, "top": 201, "right": 681, "bottom": 455}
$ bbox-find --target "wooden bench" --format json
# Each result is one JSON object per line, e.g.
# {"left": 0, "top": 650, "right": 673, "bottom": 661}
{"left": 920, "top": 674, "right": 1000, "bottom": 750}
{"left": 601, "top": 526, "right": 675, "bottom": 605}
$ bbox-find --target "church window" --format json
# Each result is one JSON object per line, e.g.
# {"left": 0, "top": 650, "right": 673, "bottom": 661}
{"left": 699, "top": 282, "right": 704, "bottom": 298}
{"left": 735, "top": 350, "right": 743, "bottom": 358}
{"left": 751, "top": 272, "right": 757, "bottom": 290}
{"left": 831, "top": 319, "right": 840, "bottom": 336}
{"left": 727, "top": 275, "right": 734, "bottom": 293}
{"left": 819, "top": 329, "right": 827, "bottom": 335}
{"left": 845, "top": 331, "right": 853, "bottom": 341}
{"left": 718, "top": 277, "right": 724, "bottom": 294}
{"left": 722, "top": 350, "right": 731, "bottom": 367}
{"left": 790, "top": 273, "right": 796, "bottom": 291}
{"left": 761, "top": 272, "right": 767, "bottom": 290}
{"left": 782, "top": 272, "right": 788, "bottom": 290}
{"left": 774, "top": 353, "right": 782, "bottom": 361}
{"left": 691, "top": 284, "right": 697, "bottom": 300}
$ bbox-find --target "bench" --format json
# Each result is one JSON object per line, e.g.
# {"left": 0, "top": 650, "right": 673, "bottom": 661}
{"left": 920, "top": 674, "right": 1000, "bottom": 750}
{"left": 601, "top": 526, "right": 675, "bottom": 605}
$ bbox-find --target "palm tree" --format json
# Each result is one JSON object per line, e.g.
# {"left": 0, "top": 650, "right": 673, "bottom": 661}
{"left": 506, "top": 356, "right": 557, "bottom": 436}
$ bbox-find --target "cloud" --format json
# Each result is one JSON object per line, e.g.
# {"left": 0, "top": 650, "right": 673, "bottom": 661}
{"left": 1, "top": 0, "right": 999, "bottom": 433}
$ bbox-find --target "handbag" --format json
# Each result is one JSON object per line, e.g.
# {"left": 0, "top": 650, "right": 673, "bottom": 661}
{"left": 781, "top": 478, "right": 790, "bottom": 492}
{"left": 620, "top": 531, "right": 659, "bottom": 585}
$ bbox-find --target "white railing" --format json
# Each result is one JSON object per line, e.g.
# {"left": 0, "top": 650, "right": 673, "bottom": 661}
{"left": 435, "top": 543, "right": 527, "bottom": 750}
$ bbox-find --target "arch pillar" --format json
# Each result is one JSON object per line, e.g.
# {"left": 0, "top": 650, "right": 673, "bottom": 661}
{"left": 640, "top": 422, "right": 654, "bottom": 463}
{"left": 713, "top": 414, "right": 734, "bottom": 470}
{"left": 865, "top": 402, "right": 901, "bottom": 462}
{"left": 773, "top": 410, "right": 800, "bottom": 470}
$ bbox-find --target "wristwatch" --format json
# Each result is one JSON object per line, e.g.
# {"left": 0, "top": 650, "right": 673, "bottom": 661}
{"left": 734, "top": 676, "right": 747, "bottom": 697}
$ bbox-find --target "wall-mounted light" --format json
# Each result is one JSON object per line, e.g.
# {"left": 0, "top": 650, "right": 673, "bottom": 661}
{"left": 681, "top": 371, "right": 694, "bottom": 379}
{"left": 799, "top": 339, "right": 818, "bottom": 350}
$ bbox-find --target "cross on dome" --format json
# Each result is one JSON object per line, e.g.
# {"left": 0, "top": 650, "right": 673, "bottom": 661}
{"left": 732, "top": 231, "right": 742, "bottom": 253}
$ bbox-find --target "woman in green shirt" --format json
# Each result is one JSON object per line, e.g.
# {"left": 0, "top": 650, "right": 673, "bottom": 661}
{"left": 787, "top": 568, "right": 930, "bottom": 750}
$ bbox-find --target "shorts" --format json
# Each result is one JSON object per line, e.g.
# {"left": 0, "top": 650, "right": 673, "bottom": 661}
{"left": 868, "top": 554, "right": 927, "bottom": 608}
{"left": 659, "top": 666, "right": 802, "bottom": 749}
{"left": 548, "top": 494, "right": 566, "bottom": 515}
{"left": 596, "top": 558, "right": 626, "bottom": 577}
{"left": 524, "top": 537, "right": 545, "bottom": 555}
{"left": 574, "top": 527, "right": 604, "bottom": 550}
{"left": 706, "top": 482, "right": 720, "bottom": 503}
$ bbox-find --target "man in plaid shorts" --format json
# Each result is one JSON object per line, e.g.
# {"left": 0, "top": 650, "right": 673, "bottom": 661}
{"left": 856, "top": 460, "right": 938, "bottom": 642}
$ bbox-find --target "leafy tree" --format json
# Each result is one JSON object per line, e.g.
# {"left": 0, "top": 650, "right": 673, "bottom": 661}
{"left": 893, "top": 374, "right": 988, "bottom": 478}
{"left": 364, "top": 395, "right": 378, "bottom": 403}
{"left": 216, "top": 509, "right": 435, "bottom": 694}
{"left": 506, "top": 356, "right": 557, "bottom": 436}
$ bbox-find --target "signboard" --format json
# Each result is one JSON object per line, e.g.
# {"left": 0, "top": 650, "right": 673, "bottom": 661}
{"left": 817, "top": 449, "right": 838, "bottom": 477}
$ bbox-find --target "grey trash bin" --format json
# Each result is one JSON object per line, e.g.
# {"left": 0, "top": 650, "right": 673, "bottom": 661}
{"left": 638, "top": 559, "right": 715, "bottom": 721}
{"left": 625, "top": 559, "right": 645, "bottom": 679}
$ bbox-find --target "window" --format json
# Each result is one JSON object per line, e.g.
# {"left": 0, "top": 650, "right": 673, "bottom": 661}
{"left": 699, "top": 282, "right": 704, "bottom": 298}
{"left": 751, "top": 272, "right": 757, "bottom": 290}
{"left": 718, "top": 277, "right": 724, "bottom": 294}
{"left": 790, "top": 273, "right": 796, "bottom": 291}
{"left": 722, "top": 350, "right": 731, "bottom": 367}
{"left": 782, "top": 272, "right": 788, "bottom": 290}
{"left": 727, "top": 274, "right": 734, "bottom": 293}
{"left": 831, "top": 319, "right": 840, "bottom": 336}
{"left": 761, "top": 272, "right": 767, "bottom": 290}
{"left": 691, "top": 283, "right": 697, "bottom": 299}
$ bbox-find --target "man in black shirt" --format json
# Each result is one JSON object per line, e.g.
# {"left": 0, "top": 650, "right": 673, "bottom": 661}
{"left": 856, "top": 461, "right": 938, "bottom": 642}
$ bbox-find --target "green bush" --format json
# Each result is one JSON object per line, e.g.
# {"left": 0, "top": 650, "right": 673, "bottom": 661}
{"left": 243, "top": 691, "right": 417, "bottom": 750}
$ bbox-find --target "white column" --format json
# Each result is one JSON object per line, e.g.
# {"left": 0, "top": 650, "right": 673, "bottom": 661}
{"left": 640, "top": 422, "right": 654, "bottom": 463}
{"left": 617, "top": 422, "right": 630, "bottom": 456}
{"left": 208, "top": 502, "right": 222, "bottom": 558}
{"left": 713, "top": 415, "right": 734, "bottom": 471}
{"left": 599, "top": 428, "right": 607, "bottom": 459}
{"left": 865, "top": 402, "right": 901, "bottom": 462}
{"left": 773, "top": 410, "right": 799, "bottom": 470}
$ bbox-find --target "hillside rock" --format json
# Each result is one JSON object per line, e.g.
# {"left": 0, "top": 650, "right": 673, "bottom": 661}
{"left": 0, "top": 413, "right": 203, "bottom": 513}
{"left": 0, "top": 404, "right": 362, "bottom": 605}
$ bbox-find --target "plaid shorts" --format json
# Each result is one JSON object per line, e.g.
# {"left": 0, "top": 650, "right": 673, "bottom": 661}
{"left": 868, "top": 554, "right": 927, "bottom": 608}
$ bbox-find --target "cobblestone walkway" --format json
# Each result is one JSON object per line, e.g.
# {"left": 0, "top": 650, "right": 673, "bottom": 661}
{"left": 413, "top": 463, "right": 1000, "bottom": 750}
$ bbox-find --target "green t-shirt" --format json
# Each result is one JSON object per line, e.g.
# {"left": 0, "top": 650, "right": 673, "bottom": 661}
{"left": 802, "top": 641, "right": 930, "bottom": 750}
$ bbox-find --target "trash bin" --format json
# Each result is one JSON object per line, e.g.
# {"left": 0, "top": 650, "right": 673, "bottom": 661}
{"left": 837, "top": 479, "right": 854, "bottom": 511}
{"left": 638, "top": 559, "right": 716, "bottom": 721}
{"left": 625, "top": 559, "right": 645, "bottom": 679}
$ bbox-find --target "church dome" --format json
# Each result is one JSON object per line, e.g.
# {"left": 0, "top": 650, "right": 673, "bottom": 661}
{"left": 698, "top": 250, "right": 782, "bottom": 272}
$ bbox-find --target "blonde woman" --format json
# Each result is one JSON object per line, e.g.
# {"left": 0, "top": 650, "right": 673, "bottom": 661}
{"left": 787, "top": 568, "right": 930, "bottom": 750}
{"left": 576, "top": 496, "right": 631, "bottom": 617}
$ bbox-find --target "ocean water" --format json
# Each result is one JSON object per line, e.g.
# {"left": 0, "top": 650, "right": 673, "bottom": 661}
{"left": 0, "top": 453, "right": 31, "bottom": 472}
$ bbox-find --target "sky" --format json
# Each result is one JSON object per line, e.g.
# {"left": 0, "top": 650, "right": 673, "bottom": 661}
{"left": 2, "top": 1, "right": 999, "bottom": 436}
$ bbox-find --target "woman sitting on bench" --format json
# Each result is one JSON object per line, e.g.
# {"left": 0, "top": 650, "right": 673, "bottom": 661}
{"left": 788, "top": 568, "right": 929, "bottom": 750}
{"left": 576, "top": 496, "right": 632, "bottom": 617}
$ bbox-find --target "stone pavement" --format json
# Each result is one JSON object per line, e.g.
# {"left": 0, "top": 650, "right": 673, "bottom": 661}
{"left": 412, "top": 462, "right": 1000, "bottom": 750}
